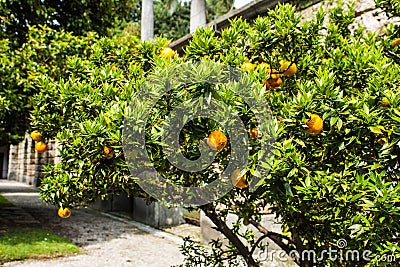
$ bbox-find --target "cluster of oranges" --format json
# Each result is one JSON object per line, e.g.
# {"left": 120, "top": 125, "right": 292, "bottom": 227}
{"left": 31, "top": 131, "right": 71, "bottom": 218}
{"left": 206, "top": 127, "right": 259, "bottom": 189}
{"left": 242, "top": 61, "right": 325, "bottom": 134}
{"left": 242, "top": 60, "right": 298, "bottom": 89}
{"left": 30, "top": 130, "right": 48, "bottom": 153}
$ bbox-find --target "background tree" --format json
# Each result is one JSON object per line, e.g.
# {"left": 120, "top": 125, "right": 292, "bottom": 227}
{"left": 206, "top": 0, "right": 234, "bottom": 20}
{"left": 154, "top": 0, "right": 190, "bottom": 40}
{"left": 0, "top": 0, "right": 139, "bottom": 47}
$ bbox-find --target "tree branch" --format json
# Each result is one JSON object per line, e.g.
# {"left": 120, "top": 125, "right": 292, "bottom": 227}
{"left": 249, "top": 219, "right": 293, "bottom": 256}
{"left": 201, "top": 203, "right": 259, "bottom": 267}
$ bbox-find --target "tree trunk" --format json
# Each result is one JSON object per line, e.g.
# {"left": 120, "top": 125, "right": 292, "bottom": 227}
{"left": 141, "top": 0, "right": 154, "bottom": 41}
{"left": 190, "top": 0, "right": 206, "bottom": 33}
{"left": 201, "top": 204, "right": 259, "bottom": 267}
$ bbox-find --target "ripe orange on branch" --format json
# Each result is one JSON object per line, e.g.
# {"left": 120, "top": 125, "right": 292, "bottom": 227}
{"left": 30, "top": 130, "right": 42, "bottom": 141}
{"left": 392, "top": 38, "right": 400, "bottom": 47}
{"left": 280, "top": 60, "right": 297, "bottom": 76}
{"left": 35, "top": 141, "right": 48, "bottom": 153}
{"left": 231, "top": 169, "right": 248, "bottom": 189}
{"left": 304, "top": 114, "right": 323, "bottom": 134}
{"left": 159, "top": 47, "right": 175, "bottom": 59}
{"left": 58, "top": 207, "right": 71, "bottom": 218}
{"left": 207, "top": 130, "right": 227, "bottom": 151}
{"left": 103, "top": 146, "right": 114, "bottom": 157}
{"left": 249, "top": 128, "right": 259, "bottom": 139}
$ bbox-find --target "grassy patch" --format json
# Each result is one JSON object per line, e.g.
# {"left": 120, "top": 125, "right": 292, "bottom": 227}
{"left": 0, "top": 194, "right": 13, "bottom": 208}
{"left": 0, "top": 228, "right": 80, "bottom": 264}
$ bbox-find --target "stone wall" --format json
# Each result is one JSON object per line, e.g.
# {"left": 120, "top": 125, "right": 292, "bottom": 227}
{"left": 7, "top": 134, "right": 57, "bottom": 186}
{"left": 300, "top": 0, "right": 396, "bottom": 34}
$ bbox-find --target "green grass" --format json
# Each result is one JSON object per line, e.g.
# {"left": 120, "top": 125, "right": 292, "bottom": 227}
{"left": 0, "top": 194, "right": 13, "bottom": 208}
{"left": 0, "top": 228, "right": 80, "bottom": 264}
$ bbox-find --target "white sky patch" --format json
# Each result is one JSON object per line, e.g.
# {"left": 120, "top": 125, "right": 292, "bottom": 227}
{"left": 233, "top": 0, "right": 253, "bottom": 8}
{"left": 182, "top": 0, "right": 254, "bottom": 9}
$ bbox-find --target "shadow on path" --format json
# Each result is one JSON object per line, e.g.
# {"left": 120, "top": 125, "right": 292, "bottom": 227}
{"left": 0, "top": 180, "right": 185, "bottom": 267}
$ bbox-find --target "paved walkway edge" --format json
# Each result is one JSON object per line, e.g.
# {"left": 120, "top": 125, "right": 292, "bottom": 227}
{"left": 99, "top": 212, "right": 184, "bottom": 245}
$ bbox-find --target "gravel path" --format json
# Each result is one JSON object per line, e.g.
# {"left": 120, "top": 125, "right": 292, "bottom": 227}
{"left": 0, "top": 180, "right": 185, "bottom": 267}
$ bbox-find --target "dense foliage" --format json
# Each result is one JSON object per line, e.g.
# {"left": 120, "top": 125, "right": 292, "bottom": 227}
{"left": 0, "top": 25, "right": 97, "bottom": 145}
{"left": 0, "top": 0, "right": 138, "bottom": 46}
{"left": 2, "top": 0, "right": 400, "bottom": 266}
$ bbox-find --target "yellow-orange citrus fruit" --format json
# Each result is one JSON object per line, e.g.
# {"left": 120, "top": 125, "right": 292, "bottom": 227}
{"left": 207, "top": 130, "right": 227, "bottom": 150}
{"left": 159, "top": 47, "right": 175, "bottom": 59}
{"left": 249, "top": 128, "right": 259, "bottom": 139}
{"left": 231, "top": 169, "right": 248, "bottom": 189}
{"left": 392, "top": 38, "right": 400, "bottom": 47}
{"left": 30, "top": 130, "right": 42, "bottom": 141}
{"left": 280, "top": 60, "right": 297, "bottom": 76}
{"left": 58, "top": 207, "right": 71, "bottom": 219}
{"left": 304, "top": 114, "right": 323, "bottom": 134}
{"left": 270, "top": 69, "right": 280, "bottom": 80}
{"left": 268, "top": 77, "right": 283, "bottom": 88}
{"left": 103, "top": 146, "right": 114, "bottom": 157}
{"left": 242, "top": 62, "right": 256, "bottom": 73}
{"left": 35, "top": 141, "right": 47, "bottom": 153}
{"left": 380, "top": 97, "right": 390, "bottom": 107}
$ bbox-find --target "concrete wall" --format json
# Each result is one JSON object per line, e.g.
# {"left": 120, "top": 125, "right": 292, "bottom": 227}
{"left": 132, "top": 198, "right": 185, "bottom": 228}
{"left": 0, "top": 145, "right": 9, "bottom": 179}
{"left": 7, "top": 134, "right": 56, "bottom": 186}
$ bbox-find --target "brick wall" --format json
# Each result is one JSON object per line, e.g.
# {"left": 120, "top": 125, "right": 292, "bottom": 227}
{"left": 7, "top": 134, "right": 57, "bottom": 186}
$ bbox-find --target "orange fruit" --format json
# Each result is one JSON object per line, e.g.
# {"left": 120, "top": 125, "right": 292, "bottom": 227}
{"left": 280, "top": 60, "right": 297, "bottom": 76}
{"left": 35, "top": 141, "right": 47, "bottom": 153}
{"left": 304, "top": 114, "right": 323, "bottom": 134}
{"left": 231, "top": 169, "right": 248, "bottom": 189}
{"left": 268, "top": 77, "right": 283, "bottom": 88}
{"left": 242, "top": 62, "right": 256, "bottom": 73}
{"left": 30, "top": 130, "right": 42, "bottom": 141}
{"left": 380, "top": 97, "right": 390, "bottom": 107}
{"left": 159, "top": 47, "right": 175, "bottom": 59}
{"left": 249, "top": 128, "right": 259, "bottom": 139}
{"left": 103, "top": 146, "right": 114, "bottom": 157}
{"left": 58, "top": 207, "right": 71, "bottom": 219}
{"left": 270, "top": 69, "right": 280, "bottom": 80}
{"left": 392, "top": 38, "right": 400, "bottom": 47}
{"left": 207, "top": 130, "right": 227, "bottom": 150}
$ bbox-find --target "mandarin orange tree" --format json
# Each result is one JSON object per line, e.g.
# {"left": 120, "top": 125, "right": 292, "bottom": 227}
{"left": 28, "top": 2, "right": 400, "bottom": 267}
